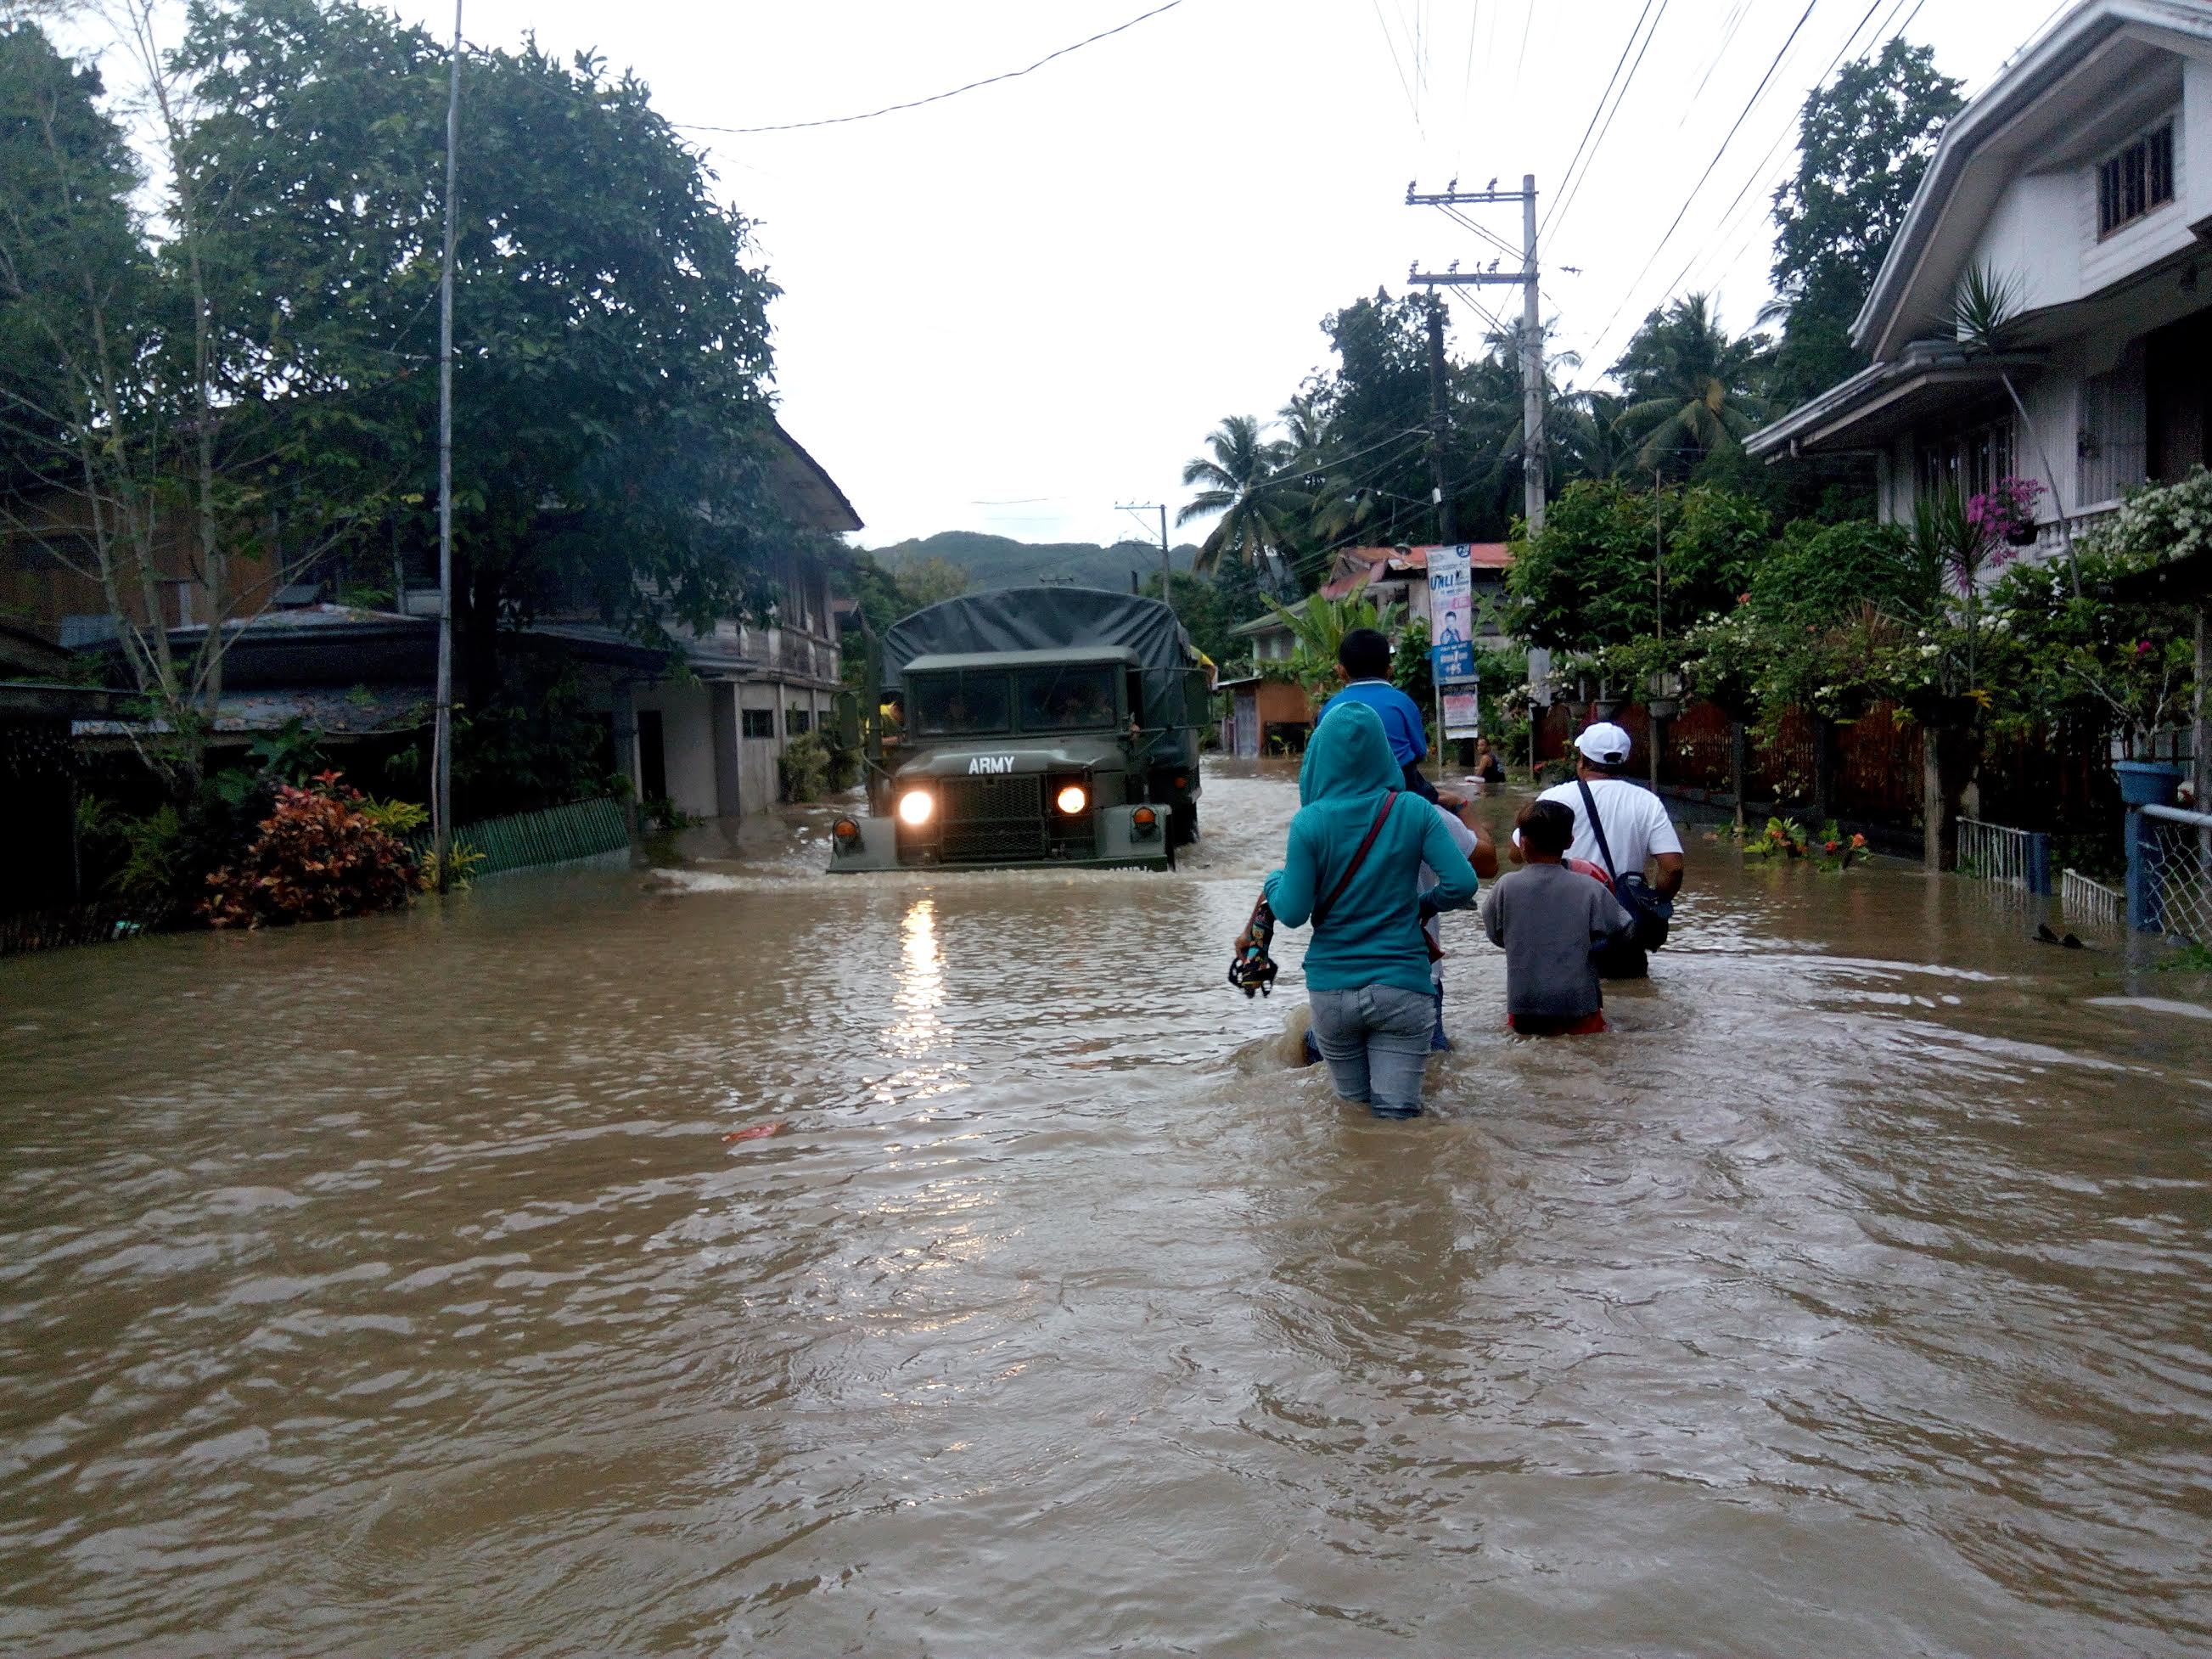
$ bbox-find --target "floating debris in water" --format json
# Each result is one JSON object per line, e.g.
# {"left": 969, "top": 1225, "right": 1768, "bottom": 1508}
{"left": 722, "top": 1121, "right": 789, "bottom": 1143}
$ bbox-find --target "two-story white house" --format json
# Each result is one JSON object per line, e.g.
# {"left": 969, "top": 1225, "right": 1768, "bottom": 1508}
{"left": 1749, "top": 0, "right": 2212, "bottom": 548}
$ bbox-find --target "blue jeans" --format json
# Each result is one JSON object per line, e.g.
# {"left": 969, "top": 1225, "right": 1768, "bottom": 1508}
{"left": 1308, "top": 985, "right": 1436, "bottom": 1117}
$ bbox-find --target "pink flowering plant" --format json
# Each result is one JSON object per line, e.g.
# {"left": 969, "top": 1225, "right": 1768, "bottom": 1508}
{"left": 1965, "top": 475, "right": 2043, "bottom": 554}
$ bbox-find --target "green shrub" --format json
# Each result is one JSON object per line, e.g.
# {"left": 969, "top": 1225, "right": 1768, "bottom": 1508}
{"left": 779, "top": 729, "right": 833, "bottom": 802}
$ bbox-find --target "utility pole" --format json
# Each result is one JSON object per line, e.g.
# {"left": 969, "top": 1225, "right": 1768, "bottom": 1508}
{"left": 1426, "top": 295, "right": 1454, "bottom": 543}
{"left": 1117, "top": 503, "right": 1173, "bottom": 609}
{"left": 431, "top": 0, "right": 462, "bottom": 891}
{"left": 1406, "top": 174, "right": 1546, "bottom": 534}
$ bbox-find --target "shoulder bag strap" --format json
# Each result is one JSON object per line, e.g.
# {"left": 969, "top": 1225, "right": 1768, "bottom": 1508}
{"left": 1575, "top": 775, "right": 1625, "bottom": 890}
{"left": 1312, "top": 790, "right": 1398, "bottom": 929}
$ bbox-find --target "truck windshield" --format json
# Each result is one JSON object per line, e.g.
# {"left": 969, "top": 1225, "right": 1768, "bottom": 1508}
{"left": 1018, "top": 665, "right": 1119, "bottom": 732}
{"left": 910, "top": 672, "right": 1010, "bottom": 736}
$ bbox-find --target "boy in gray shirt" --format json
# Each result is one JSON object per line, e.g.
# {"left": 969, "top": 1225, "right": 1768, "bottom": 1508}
{"left": 1480, "top": 799, "right": 1633, "bottom": 1036}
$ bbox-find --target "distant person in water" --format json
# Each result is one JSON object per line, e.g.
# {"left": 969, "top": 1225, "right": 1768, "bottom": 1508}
{"left": 1482, "top": 798, "right": 1632, "bottom": 1037}
{"left": 1473, "top": 736, "right": 1506, "bottom": 785}
{"left": 1314, "top": 627, "right": 1437, "bottom": 802}
{"left": 1249, "top": 703, "right": 1477, "bottom": 1117}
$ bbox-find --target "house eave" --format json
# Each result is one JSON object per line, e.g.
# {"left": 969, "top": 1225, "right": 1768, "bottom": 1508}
{"left": 1746, "top": 346, "right": 2042, "bottom": 459}
{"left": 1854, "top": 0, "right": 2212, "bottom": 360}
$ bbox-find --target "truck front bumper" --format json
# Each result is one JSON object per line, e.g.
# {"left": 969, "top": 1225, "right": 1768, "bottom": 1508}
{"left": 825, "top": 803, "right": 1173, "bottom": 873}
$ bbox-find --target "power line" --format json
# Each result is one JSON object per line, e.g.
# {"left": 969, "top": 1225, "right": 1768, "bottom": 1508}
{"left": 1545, "top": 0, "right": 1673, "bottom": 245}
{"left": 672, "top": 0, "right": 1187, "bottom": 135}
{"left": 1669, "top": 0, "right": 1911, "bottom": 305}
{"left": 1541, "top": 0, "right": 1656, "bottom": 239}
{"left": 1607, "top": 0, "right": 1925, "bottom": 362}
{"left": 1581, "top": 0, "right": 1825, "bottom": 367}
{"left": 1510, "top": 2, "right": 1536, "bottom": 95}
{"left": 1370, "top": 0, "right": 1422, "bottom": 132}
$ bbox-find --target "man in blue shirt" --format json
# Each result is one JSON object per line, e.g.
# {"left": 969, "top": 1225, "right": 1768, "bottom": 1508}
{"left": 1313, "top": 627, "right": 1437, "bottom": 801}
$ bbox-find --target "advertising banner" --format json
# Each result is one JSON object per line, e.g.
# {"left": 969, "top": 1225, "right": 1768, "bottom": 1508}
{"left": 1441, "top": 686, "right": 1481, "bottom": 740}
{"left": 1422, "top": 543, "right": 1476, "bottom": 684}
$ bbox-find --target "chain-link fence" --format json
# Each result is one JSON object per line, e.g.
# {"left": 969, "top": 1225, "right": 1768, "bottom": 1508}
{"left": 2137, "top": 804, "right": 2212, "bottom": 942}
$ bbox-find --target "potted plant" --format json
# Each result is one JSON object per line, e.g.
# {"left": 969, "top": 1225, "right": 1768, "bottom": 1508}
{"left": 1968, "top": 475, "right": 2046, "bottom": 548}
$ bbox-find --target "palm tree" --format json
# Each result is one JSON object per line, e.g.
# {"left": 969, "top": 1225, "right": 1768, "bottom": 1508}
{"left": 1951, "top": 261, "right": 2080, "bottom": 596}
{"left": 1178, "top": 414, "right": 1298, "bottom": 576}
{"left": 1610, "top": 294, "right": 1775, "bottom": 474}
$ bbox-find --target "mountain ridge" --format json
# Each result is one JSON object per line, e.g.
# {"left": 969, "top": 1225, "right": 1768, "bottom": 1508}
{"left": 868, "top": 529, "right": 1200, "bottom": 593}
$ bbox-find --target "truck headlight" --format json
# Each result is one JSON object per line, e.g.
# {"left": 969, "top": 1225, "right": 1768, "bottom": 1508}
{"left": 896, "top": 790, "right": 935, "bottom": 826}
{"left": 1054, "top": 784, "right": 1088, "bottom": 815}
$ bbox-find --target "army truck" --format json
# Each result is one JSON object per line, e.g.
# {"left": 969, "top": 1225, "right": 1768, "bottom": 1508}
{"left": 828, "top": 588, "right": 1209, "bottom": 873}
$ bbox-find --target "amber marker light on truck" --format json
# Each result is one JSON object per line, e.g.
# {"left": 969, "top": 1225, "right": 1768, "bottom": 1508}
{"left": 1054, "top": 784, "right": 1088, "bottom": 816}
{"left": 896, "top": 790, "right": 935, "bottom": 826}
{"left": 1131, "top": 806, "right": 1159, "bottom": 835}
{"left": 832, "top": 816, "right": 861, "bottom": 846}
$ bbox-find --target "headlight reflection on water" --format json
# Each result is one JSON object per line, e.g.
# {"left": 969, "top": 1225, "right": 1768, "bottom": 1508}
{"left": 879, "top": 897, "right": 967, "bottom": 1104}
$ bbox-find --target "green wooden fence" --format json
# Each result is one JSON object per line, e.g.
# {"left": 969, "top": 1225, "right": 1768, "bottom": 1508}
{"left": 439, "top": 796, "right": 632, "bottom": 878}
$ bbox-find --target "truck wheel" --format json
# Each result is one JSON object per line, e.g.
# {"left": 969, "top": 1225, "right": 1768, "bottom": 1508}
{"left": 1169, "top": 802, "right": 1198, "bottom": 849}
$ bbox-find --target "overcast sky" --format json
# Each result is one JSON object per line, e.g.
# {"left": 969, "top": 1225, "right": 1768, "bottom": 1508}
{"left": 362, "top": 3, "right": 2046, "bottom": 548}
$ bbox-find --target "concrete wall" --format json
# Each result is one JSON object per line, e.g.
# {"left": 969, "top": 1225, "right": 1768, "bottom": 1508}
{"left": 631, "top": 679, "right": 721, "bottom": 820}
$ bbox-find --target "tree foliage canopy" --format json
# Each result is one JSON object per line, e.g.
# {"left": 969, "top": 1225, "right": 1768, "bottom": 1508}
{"left": 1768, "top": 37, "right": 1963, "bottom": 406}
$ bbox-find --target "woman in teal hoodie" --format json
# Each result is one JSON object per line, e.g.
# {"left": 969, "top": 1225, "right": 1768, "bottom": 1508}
{"left": 1260, "top": 702, "right": 1479, "bottom": 1117}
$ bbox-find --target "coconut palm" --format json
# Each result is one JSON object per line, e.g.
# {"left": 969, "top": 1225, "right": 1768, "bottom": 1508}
{"left": 1177, "top": 414, "right": 1299, "bottom": 576}
{"left": 1610, "top": 294, "right": 1775, "bottom": 473}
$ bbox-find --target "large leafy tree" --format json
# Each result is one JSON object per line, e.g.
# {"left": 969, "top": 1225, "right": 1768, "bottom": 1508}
{"left": 175, "top": 0, "right": 787, "bottom": 704}
{"left": 1768, "top": 37, "right": 1963, "bottom": 407}
{"left": 1610, "top": 294, "right": 1774, "bottom": 476}
{"left": 1506, "top": 477, "right": 1769, "bottom": 653}
{"left": 1176, "top": 413, "right": 1298, "bottom": 576}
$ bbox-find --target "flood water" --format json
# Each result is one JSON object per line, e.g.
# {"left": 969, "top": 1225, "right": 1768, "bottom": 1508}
{"left": 3, "top": 762, "right": 2210, "bottom": 1656}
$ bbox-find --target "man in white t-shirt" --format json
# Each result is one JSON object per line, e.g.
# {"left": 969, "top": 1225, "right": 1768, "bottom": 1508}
{"left": 1515, "top": 722, "right": 1686, "bottom": 897}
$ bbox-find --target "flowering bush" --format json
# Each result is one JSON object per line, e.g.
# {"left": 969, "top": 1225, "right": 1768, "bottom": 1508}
{"left": 200, "top": 772, "right": 424, "bottom": 929}
{"left": 1965, "top": 475, "right": 2043, "bottom": 550}
{"left": 1814, "top": 822, "right": 1869, "bottom": 872}
{"left": 1741, "top": 815, "right": 1810, "bottom": 859}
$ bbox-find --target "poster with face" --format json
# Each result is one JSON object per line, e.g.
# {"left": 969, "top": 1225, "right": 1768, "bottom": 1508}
{"left": 1424, "top": 543, "right": 1476, "bottom": 684}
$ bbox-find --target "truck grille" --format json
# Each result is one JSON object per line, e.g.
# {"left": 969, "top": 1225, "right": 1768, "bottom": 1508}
{"left": 938, "top": 775, "right": 1047, "bottom": 863}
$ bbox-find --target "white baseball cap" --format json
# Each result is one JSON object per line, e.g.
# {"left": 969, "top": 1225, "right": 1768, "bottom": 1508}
{"left": 1575, "top": 722, "right": 1632, "bottom": 766}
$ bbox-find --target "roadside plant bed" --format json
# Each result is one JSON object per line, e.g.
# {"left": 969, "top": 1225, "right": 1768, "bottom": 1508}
{"left": 201, "top": 772, "right": 424, "bottom": 929}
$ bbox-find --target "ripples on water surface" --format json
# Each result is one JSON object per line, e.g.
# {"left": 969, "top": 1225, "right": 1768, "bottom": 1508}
{"left": 3, "top": 763, "right": 2209, "bottom": 1656}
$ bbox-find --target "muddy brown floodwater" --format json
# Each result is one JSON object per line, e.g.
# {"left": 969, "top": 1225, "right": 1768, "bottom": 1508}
{"left": 3, "top": 762, "right": 2210, "bottom": 1656}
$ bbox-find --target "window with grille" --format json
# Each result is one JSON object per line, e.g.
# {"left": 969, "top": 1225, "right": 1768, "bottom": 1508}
{"left": 787, "top": 706, "right": 811, "bottom": 734}
{"left": 1917, "top": 417, "right": 2016, "bottom": 504}
{"left": 2098, "top": 120, "right": 2175, "bottom": 237}
{"left": 741, "top": 707, "right": 775, "bottom": 739}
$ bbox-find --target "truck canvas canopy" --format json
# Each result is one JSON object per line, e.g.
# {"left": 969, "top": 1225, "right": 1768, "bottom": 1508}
{"left": 880, "top": 589, "right": 1201, "bottom": 728}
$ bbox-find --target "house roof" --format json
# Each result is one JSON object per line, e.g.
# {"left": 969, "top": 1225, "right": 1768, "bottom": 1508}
{"left": 1317, "top": 543, "right": 1511, "bottom": 599}
{"left": 1745, "top": 340, "right": 2043, "bottom": 458}
{"left": 73, "top": 682, "right": 429, "bottom": 740}
{"left": 768, "top": 420, "right": 863, "bottom": 534}
{"left": 1853, "top": 0, "right": 2212, "bottom": 361}
{"left": 0, "top": 621, "right": 70, "bottom": 679}
{"left": 1231, "top": 603, "right": 1302, "bottom": 637}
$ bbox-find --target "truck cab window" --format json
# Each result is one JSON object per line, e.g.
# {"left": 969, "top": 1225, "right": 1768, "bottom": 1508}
{"left": 1018, "top": 666, "right": 1118, "bottom": 732}
{"left": 911, "top": 672, "right": 1010, "bottom": 736}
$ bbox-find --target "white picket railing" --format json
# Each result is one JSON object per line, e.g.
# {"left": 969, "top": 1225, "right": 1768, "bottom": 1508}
{"left": 1956, "top": 817, "right": 2052, "bottom": 894}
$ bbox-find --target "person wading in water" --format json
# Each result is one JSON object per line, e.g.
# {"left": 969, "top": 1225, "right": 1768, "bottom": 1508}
{"left": 1512, "top": 721, "right": 1683, "bottom": 978}
{"left": 1312, "top": 627, "right": 1438, "bottom": 802}
{"left": 1240, "top": 703, "right": 1477, "bottom": 1118}
{"left": 1484, "top": 799, "right": 1635, "bottom": 1036}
